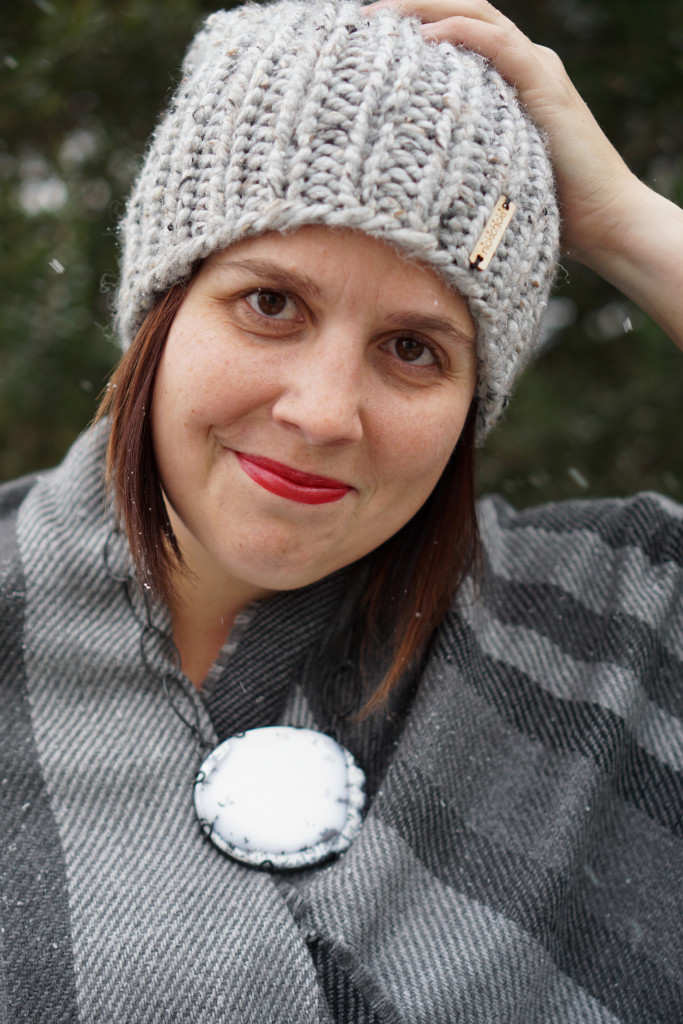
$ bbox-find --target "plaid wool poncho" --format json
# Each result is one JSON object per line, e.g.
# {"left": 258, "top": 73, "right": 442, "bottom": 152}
{"left": 1, "top": 423, "right": 682, "bottom": 1023}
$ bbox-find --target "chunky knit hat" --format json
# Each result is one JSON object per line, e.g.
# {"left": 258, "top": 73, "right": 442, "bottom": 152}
{"left": 116, "top": 0, "right": 559, "bottom": 439}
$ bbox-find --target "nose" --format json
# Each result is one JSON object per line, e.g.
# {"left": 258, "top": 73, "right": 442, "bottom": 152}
{"left": 271, "top": 332, "right": 364, "bottom": 446}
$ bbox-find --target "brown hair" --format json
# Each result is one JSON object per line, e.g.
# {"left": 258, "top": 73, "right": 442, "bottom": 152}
{"left": 97, "top": 286, "right": 480, "bottom": 714}
{"left": 96, "top": 283, "right": 189, "bottom": 597}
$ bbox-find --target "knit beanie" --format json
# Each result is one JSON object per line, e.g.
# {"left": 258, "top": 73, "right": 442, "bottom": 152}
{"left": 115, "top": 0, "right": 560, "bottom": 439}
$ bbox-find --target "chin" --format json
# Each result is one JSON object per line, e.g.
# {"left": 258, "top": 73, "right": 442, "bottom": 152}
{"left": 222, "top": 537, "right": 359, "bottom": 592}
{"left": 236, "top": 557, "right": 342, "bottom": 593}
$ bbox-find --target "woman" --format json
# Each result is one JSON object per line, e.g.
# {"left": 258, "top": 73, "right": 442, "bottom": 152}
{"left": 1, "top": 0, "right": 682, "bottom": 1021}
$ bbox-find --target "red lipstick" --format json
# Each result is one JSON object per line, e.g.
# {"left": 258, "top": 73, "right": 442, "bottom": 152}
{"left": 236, "top": 453, "right": 352, "bottom": 505}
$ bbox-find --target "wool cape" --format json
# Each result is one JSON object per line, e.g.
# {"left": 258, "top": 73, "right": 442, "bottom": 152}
{"left": 1, "top": 422, "right": 682, "bottom": 1023}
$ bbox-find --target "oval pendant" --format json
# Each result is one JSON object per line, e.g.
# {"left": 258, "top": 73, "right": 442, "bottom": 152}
{"left": 193, "top": 726, "right": 366, "bottom": 870}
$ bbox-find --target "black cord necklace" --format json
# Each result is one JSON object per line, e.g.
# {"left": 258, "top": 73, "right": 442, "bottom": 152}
{"left": 104, "top": 528, "right": 365, "bottom": 870}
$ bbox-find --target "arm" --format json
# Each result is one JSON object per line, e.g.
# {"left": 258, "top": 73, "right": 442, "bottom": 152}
{"left": 368, "top": 0, "right": 683, "bottom": 349}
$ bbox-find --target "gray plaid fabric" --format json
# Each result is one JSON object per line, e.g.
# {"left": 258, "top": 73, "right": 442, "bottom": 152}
{"left": 1, "top": 424, "right": 682, "bottom": 1023}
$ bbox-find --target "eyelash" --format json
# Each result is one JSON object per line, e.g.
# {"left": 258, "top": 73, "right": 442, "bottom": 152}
{"left": 241, "top": 288, "right": 444, "bottom": 373}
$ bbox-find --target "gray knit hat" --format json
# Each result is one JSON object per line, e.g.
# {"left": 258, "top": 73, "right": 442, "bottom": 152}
{"left": 115, "top": 0, "right": 559, "bottom": 439}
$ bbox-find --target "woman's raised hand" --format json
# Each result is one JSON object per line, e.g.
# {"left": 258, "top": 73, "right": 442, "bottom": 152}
{"left": 369, "top": 0, "right": 631, "bottom": 262}
{"left": 366, "top": 0, "right": 683, "bottom": 348}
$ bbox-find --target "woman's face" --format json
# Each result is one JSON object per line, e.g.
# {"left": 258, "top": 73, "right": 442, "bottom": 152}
{"left": 151, "top": 226, "right": 476, "bottom": 599}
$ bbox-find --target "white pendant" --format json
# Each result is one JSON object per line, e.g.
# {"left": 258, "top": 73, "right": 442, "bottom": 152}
{"left": 194, "top": 726, "right": 366, "bottom": 870}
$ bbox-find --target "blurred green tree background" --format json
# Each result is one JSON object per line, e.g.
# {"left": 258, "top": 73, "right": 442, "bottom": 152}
{"left": 1, "top": 0, "right": 682, "bottom": 506}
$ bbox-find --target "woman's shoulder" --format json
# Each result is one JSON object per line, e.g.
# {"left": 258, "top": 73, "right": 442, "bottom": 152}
{"left": 476, "top": 490, "right": 683, "bottom": 574}
{"left": 0, "top": 423, "right": 110, "bottom": 598}
{"left": 436, "top": 489, "right": 683, "bottom": 659}
{"left": 0, "top": 471, "right": 41, "bottom": 522}
{"left": 0, "top": 472, "right": 42, "bottom": 588}
{"left": 428, "top": 488, "right": 683, "bottom": 774}
{"left": 0, "top": 473, "right": 42, "bottom": 658}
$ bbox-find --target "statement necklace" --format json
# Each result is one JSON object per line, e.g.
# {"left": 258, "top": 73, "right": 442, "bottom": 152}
{"left": 105, "top": 531, "right": 366, "bottom": 870}
{"left": 194, "top": 726, "right": 365, "bottom": 869}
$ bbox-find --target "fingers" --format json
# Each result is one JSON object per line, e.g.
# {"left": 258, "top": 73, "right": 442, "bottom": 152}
{"left": 365, "top": 0, "right": 512, "bottom": 37}
{"left": 366, "top": 0, "right": 501, "bottom": 25}
{"left": 367, "top": 0, "right": 571, "bottom": 121}
{"left": 366, "top": 0, "right": 542, "bottom": 94}
{"left": 420, "top": 17, "right": 538, "bottom": 91}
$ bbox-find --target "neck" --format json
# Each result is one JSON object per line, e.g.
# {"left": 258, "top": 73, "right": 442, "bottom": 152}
{"left": 165, "top": 511, "right": 274, "bottom": 690}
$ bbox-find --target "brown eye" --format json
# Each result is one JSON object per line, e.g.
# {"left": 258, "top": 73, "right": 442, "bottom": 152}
{"left": 245, "top": 289, "right": 296, "bottom": 319}
{"left": 392, "top": 337, "right": 436, "bottom": 366}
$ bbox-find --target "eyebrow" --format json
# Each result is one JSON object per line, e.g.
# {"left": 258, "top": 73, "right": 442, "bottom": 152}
{"left": 383, "top": 312, "right": 475, "bottom": 350}
{"left": 211, "top": 256, "right": 474, "bottom": 347}
{"left": 210, "top": 257, "right": 324, "bottom": 302}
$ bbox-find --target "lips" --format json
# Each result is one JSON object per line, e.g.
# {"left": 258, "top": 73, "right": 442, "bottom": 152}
{"left": 235, "top": 453, "right": 353, "bottom": 505}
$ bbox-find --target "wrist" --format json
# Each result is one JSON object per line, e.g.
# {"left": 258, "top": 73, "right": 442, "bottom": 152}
{"left": 564, "top": 170, "right": 645, "bottom": 271}
{"left": 569, "top": 179, "right": 683, "bottom": 348}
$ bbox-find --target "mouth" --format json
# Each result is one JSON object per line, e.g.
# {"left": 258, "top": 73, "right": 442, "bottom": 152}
{"left": 235, "top": 453, "right": 353, "bottom": 505}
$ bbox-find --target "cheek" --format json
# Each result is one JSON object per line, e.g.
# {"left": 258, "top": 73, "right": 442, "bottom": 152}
{"left": 372, "top": 401, "right": 469, "bottom": 492}
{"left": 153, "top": 327, "right": 267, "bottom": 435}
